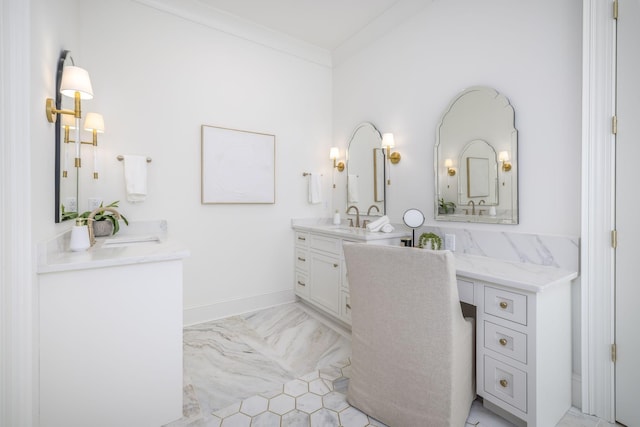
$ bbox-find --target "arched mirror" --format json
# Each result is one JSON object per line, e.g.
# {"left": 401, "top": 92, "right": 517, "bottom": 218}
{"left": 434, "top": 86, "right": 518, "bottom": 224}
{"left": 346, "top": 122, "right": 385, "bottom": 216}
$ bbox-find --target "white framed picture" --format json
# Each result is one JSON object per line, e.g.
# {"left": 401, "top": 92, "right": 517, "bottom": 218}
{"left": 201, "top": 125, "right": 275, "bottom": 204}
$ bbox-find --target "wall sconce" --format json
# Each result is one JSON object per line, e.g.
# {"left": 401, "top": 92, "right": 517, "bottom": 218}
{"left": 329, "top": 147, "right": 344, "bottom": 189}
{"left": 445, "top": 158, "right": 456, "bottom": 176}
{"left": 60, "top": 112, "right": 105, "bottom": 179}
{"left": 381, "top": 133, "right": 401, "bottom": 164}
{"left": 329, "top": 147, "right": 345, "bottom": 172}
{"left": 499, "top": 151, "right": 512, "bottom": 171}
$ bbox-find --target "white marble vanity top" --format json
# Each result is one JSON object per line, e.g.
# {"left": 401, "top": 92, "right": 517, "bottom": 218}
{"left": 454, "top": 253, "right": 578, "bottom": 293}
{"left": 291, "top": 218, "right": 410, "bottom": 241}
{"left": 37, "top": 220, "right": 190, "bottom": 274}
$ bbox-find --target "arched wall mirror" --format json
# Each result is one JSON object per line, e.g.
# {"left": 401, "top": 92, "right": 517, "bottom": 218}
{"left": 434, "top": 86, "right": 518, "bottom": 224}
{"left": 346, "top": 122, "right": 385, "bottom": 216}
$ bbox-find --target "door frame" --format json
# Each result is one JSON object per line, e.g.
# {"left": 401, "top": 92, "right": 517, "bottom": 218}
{"left": 581, "top": 0, "right": 616, "bottom": 421}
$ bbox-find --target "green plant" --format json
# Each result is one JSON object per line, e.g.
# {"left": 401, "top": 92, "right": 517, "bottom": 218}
{"left": 438, "top": 198, "right": 456, "bottom": 214}
{"left": 418, "top": 232, "right": 442, "bottom": 250}
{"left": 63, "top": 201, "right": 129, "bottom": 235}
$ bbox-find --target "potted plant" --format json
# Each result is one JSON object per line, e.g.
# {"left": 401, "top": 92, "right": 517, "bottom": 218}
{"left": 438, "top": 198, "right": 456, "bottom": 214}
{"left": 65, "top": 201, "right": 129, "bottom": 236}
{"left": 418, "top": 232, "right": 442, "bottom": 250}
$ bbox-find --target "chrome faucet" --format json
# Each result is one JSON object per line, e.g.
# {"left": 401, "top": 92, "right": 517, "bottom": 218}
{"left": 367, "top": 205, "right": 380, "bottom": 216}
{"left": 346, "top": 205, "right": 360, "bottom": 228}
{"left": 467, "top": 200, "right": 475, "bottom": 215}
{"left": 87, "top": 207, "right": 122, "bottom": 246}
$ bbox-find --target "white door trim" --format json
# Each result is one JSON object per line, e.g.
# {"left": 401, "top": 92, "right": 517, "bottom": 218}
{"left": 0, "top": 0, "right": 34, "bottom": 426}
{"left": 581, "top": 0, "right": 616, "bottom": 421}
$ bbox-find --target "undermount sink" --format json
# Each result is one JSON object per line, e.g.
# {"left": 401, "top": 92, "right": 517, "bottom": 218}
{"left": 101, "top": 235, "right": 161, "bottom": 248}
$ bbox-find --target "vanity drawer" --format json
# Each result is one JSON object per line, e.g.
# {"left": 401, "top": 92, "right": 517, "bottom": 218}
{"left": 295, "top": 271, "right": 309, "bottom": 298}
{"left": 484, "top": 286, "right": 527, "bottom": 325}
{"left": 457, "top": 279, "right": 475, "bottom": 305}
{"left": 295, "top": 231, "right": 309, "bottom": 248}
{"left": 484, "top": 321, "right": 527, "bottom": 364}
{"left": 309, "top": 234, "right": 342, "bottom": 255}
{"left": 295, "top": 249, "right": 308, "bottom": 272}
{"left": 484, "top": 355, "right": 527, "bottom": 413}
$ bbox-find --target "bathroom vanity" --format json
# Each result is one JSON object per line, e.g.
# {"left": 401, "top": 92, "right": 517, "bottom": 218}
{"left": 291, "top": 219, "right": 577, "bottom": 427}
{"left": 36, "top": 221, "right": 189, "bottom": 427}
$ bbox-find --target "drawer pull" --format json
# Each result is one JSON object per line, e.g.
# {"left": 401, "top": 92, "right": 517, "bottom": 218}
{"left": 499, "top": 379, "right": 508, "bottom": 388}
{"left": 297, "top": 281, "right": 306, "bottom": 287}
{"left": 298, "top": 236, "right": 306, "bottom": 241}
{"left": 499, "top": 301, "right": 508, "bottom": 309}
{"left": 499, "top": 338, "right": 508, "bottom": 346}
{"left": 297, "top": 257, "right": 306, "bottom": 262}
{"left": 346, "top": 303, "right": 351, "bottom": 310}
{"left": 333, "top": 263, "right": 339, "bottom": 268}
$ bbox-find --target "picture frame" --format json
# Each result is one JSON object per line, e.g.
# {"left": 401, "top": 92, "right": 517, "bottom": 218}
{"left": 201, "top": 125, "right": 275, "bottom": 204}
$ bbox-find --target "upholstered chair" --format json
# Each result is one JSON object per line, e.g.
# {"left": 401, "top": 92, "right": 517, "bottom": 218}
{"left": 343, "top": 243, "right": 475, "bottom": 427}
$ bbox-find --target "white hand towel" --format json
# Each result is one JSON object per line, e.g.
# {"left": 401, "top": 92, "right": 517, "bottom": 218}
{"left": 348, "top": 174, "right": 359, "bottom": 203}
{"left": 366, "top": 215, "right": 390, "bottom": 232}
{"left": 380, "top": 223, "right": 395, "bottom": 233}
{"left": 124, "top": 155, "right": 148, "bottom": 202}
{"left": 308, "top": 173, "right": 322, "bottom": 204}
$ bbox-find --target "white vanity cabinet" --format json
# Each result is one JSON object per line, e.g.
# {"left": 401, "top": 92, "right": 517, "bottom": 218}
{"left": 36, "top": 227, "right": 189, "bottom": 427}
{"left": 292, "top": 220, "right": 408, "bottom": 325}
{"left": 456, "top": 255, "right": 577, "bottom": 427}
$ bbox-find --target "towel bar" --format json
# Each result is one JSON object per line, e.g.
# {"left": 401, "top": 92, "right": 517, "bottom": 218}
{"left": 117, "top": 155, "right": 152, "bottom": 163}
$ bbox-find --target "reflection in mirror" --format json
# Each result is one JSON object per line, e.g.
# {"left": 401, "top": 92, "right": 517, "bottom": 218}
{"left": 434, "top": 86, "right": 518, "bottom": 224}
{"left": 346, "top": 122, "right": 385, "bottom": 216}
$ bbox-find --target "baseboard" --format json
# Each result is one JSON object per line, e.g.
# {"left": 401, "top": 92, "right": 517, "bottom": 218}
{"left": 183, "top": 289, "right": 296, "bottom": 326}
{"left": 572, "top": 372, "right": 582, "bottom": 409}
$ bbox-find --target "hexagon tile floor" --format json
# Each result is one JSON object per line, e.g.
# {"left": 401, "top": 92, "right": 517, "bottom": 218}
{"left": 165, "top": 302, "right": 621, "bottom": 427}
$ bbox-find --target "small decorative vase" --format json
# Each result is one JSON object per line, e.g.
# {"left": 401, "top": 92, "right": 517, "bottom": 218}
{"left": 93, "top": 221, "right": 114, "bottom": 237}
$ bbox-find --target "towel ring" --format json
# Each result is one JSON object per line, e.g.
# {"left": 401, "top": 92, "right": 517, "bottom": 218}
{"left": 117, "top": 155, "right": 152, "bottom": 163}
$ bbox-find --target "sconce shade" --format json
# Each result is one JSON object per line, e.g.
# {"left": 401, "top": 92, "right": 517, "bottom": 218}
{"left": 61, "top": 114, "right": 76, "bottom": 129}
{"left": 498, "top": 151, "right": 510, "bottom": 162}
{"left": 60, "top": 66, "right": 94, "bottom": 100}
{"left": 444, "top": 158, "right": 453, "bottom": 168}
{"left": 329, "top": 147, "right": 339, "bottom": 160}
{"left": 381, "top": 133, "right": 395, "bottom": 149}
{"left": 84, "top": 113, "right": 105, "bottom": 133}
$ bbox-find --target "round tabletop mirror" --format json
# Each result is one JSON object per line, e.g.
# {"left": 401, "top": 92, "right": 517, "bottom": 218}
{"left": 402, "top": 208, "right": 425, "bottom": 247}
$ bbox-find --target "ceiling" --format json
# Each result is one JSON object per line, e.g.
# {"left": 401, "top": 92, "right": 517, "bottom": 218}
{"left": 196, "top": 0, "right": 403, "bottom": 50}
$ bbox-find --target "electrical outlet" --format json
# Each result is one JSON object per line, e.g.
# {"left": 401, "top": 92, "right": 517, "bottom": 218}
{"left": 63, "top": 197, "right": 77, "bottom": 213}
{"left": 88, "top": 197, "right": 102, "bottom": 211}
{"left": 445, "top": 234, "right": 456, "bottom": 251}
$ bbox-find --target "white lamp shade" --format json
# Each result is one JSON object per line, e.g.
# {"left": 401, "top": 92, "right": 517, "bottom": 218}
{"left": 84, "top": 113, "right": 104, "bottom": 133}
{"left": 498, "top": 151, "right": 510, "bottom": 162}
{"left": 60, "top": 66, "right": 94, "bottom": 100}
{"left": 381, "top": 133, "right": 395, "bottom": 148}
{"left": 329, "top": 147, "right": 339, "bottom": 160}
{"left": 444, "top": 158, "right": 453, "bottom": 168}
{"left": 61, "top": 114, "right": 76, "bottom": 129}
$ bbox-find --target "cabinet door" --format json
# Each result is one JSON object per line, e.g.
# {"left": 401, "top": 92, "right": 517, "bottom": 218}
{"left": 309, "top": 251, "right": 341, "bottom": 315}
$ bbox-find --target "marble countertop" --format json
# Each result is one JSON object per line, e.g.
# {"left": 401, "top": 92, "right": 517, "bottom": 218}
{"left": 291, "top": 218, "right": 410, "bottom": 241}
{"left": 454, "top": 253, "right": 578, "bottom": 293}
{"left": 37, "top": 220, "right": 190, "bottom": 274}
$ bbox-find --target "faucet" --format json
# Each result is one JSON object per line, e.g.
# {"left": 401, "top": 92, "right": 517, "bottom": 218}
{"left": 478, "top": 200, "right": 486, "bottom": 216}
{"left": 87, "top": 207, "right": 122, "bottom": 246}
{"left": 467, "top": 200, "right": 475, "bottom": 215}
{"left": 366, "top": 205, "right": 380, "bottom": 216}
{"left": 346, "top": 205, "right": 360, "bottom": 228}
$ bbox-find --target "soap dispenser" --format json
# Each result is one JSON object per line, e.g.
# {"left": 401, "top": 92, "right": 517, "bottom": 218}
{"left": 333, "top": 209, "right": 341, "bottom": 225}
{"left": 69, "top": 218, "right": 91, "bottom": 252}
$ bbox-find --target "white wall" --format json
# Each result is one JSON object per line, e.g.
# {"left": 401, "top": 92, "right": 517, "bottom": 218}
{"left": 68, "top": 0, "right": 333, "bottom": 317}
{"left": 332, "top": 0, "right": 583, "bottom": 401}
{"left": 332, "top": 0, "right": 583, "bottom": 237}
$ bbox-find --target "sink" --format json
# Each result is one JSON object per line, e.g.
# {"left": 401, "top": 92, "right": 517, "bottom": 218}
{"left": 101, "top": 235, "right": 161, "bottom": 248}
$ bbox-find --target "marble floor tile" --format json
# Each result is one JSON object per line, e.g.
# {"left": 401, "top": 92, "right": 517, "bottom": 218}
{"left": 167, "top": 301, "right": 621, "bottom": 427}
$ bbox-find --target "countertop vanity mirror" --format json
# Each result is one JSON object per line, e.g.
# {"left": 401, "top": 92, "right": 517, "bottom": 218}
{"left": 346, "top": 122, "right": 385, "bottom": 216}
{"left": 434, "top": 86, "right": 518, "bottom": 224}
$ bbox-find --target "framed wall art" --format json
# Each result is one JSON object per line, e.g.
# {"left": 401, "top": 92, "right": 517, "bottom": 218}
{"left": 201, "top": 125, "right": 275, "bottom": 204}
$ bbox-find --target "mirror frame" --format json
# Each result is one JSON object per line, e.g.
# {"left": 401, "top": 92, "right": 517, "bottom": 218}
{"left": 346, "top": 122, "right": 386, "bottom": 216}
{"left": 54, "top": 50, "right": 70, "bottom": 223}
{"left": 434, "top": 86, "right": 518, "bottom": 224}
